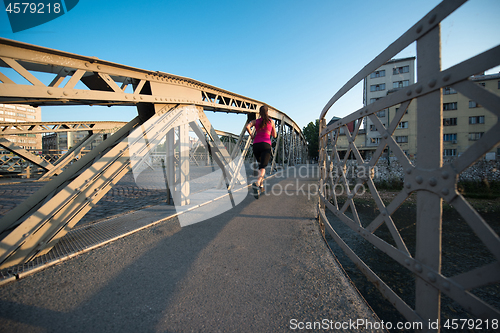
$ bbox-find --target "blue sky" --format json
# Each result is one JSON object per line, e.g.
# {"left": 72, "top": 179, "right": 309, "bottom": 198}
{"left": 1, "top": 0, "right": 499, "bottom": 135}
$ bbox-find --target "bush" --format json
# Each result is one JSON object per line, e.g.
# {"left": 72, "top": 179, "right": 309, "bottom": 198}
{"left": 373, "top": 177, "right": 404, "bottom": 191}
{"left": 457, "top": 179, "right": 500, "bottom": 199}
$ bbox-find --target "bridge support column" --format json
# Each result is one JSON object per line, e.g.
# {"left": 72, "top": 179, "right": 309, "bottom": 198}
{"left": 415, "top": 23, "right": 442, "bottom": 329}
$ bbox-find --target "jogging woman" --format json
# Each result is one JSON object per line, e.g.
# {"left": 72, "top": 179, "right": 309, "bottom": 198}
{"left": 245, "top": 105, "right": 277, "bottom": 199}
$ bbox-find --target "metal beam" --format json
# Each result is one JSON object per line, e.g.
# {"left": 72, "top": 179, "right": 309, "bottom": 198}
{"left": 0, "top": 121, "right": 126, "bottom": 135}
{"left": 0, "top": 137, "right": 56, "bottom": 172}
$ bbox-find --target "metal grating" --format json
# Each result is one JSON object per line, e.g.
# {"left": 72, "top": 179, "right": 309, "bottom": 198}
{"left": 0, "top": 204, "right": 178, "bottom": 284}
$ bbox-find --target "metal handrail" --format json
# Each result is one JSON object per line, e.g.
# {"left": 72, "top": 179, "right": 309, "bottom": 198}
{"left": 318, "top": 0, "right": 499, "bottom": 329}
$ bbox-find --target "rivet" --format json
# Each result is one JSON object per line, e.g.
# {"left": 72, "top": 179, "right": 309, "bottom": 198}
{"left": 415, "top": 264, "right": 423, "bottom": 273}
{"left": 416, "top": 176, "right": 423, "bottom": 184}
{"left": 415, "top": 85, "right": 423, "bottom": 94}
{"left": 85, "top": 62, "right": 90, "bottom": 67}
{"left": 405, "top": 259, "right": 411, "bottom": 266}
{"left": 442, "top": 281, "right": 450, "bottom": 290}
{"left": 383, "top": 133, "right": 389, "bottom": 139}
{"left": 406, "top": 168, "right": 412, "bottom": 175}
{"left": 47, "top": 89, "right": 53, "bottom": 95}
{"left": 405, "top": 182, "right": 412, "bottom": 189}
{"left": 406, "top": 90, "right": 412, "bottom": 96}
{"left": 125, "top": 95, "right": 128, "bottom": 99}
{"left": 429, "top": 177, "right": 437, "bottom": 187}
{"left": 97, "top": 65, "right": 101, "bottom": 70}
{"left": 427, "top": 272, "right": 436, "bottom": 282}
{"left": 429, "top": 14, "right": 436, "bottom": 25}
{"left": 416, "top": 25, "right": 423, "bottom": 34}
{"left": 63, "top": 91, "right": 69, "bottom": 96}
{"left": 441, "top": 188, "right": 449, "bottom": 195}
{"left": 443, "top": 74, "right": 451, "bottom": 82}
{"left": 23, "top": 233, "right": 30, "bottom": 238}
{"left": 441, "top": 171, "right": 449, "bottom": 179}
{"left": 381, "top": 209, "right": 387, "bottom": 216}
{"left": 428, "top": 79, "right": 436, "bottom": 88}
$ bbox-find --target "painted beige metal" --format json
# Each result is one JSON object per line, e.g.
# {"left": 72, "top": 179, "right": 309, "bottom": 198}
{"left": 318, "top": 0, "right": 499, "bottom": 329}
{"left": 0, "top": 38, "right": 304, "bottom": 142}
{"left": 0, "top": 137, "right": 56, "bottom": 172}
{"left": 38, "top": 132, "right": 100, "bottom": 180}
{"left": 0, "top": 121, "right": 126, "bottom": 135}
{"left": 0, "top": 118, "right": 142, "bottom": 268}
{"left": 0, "top": 37, "right": 306, "bottom": 270}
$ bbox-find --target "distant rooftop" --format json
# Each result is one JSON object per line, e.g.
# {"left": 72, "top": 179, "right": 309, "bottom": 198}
{"left": 384, "top": 57, "right": 416, "bottom": 65}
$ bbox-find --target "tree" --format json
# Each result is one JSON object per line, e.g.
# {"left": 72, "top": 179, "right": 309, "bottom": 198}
{"left": 303, "top": 119, "right": 319, "bottom": 160}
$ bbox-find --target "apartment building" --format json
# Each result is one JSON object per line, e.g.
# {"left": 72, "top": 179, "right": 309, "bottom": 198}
{"left": 442, "top": 73, "right": 500, "bottom": 159}
{"left": 331, "top": 70, "right": 500, "bottom": 161}
{"left": 363, "top": 57, "right": 416, "bottom": 152}
{"left": 42, "top": 132, "right": 106, "bottom": 154}
{"left": 0, "top": 104, "right": 42, "bottom": 151}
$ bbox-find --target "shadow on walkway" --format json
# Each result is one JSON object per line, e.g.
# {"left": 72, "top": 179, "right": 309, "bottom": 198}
{"left": 0, "top": 165, "right": 382, "bottom": 332}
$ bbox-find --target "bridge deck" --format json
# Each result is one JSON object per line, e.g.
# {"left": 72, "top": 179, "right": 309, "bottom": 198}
{"left": 0, "top": 165, "right": 382, "bottom": 332}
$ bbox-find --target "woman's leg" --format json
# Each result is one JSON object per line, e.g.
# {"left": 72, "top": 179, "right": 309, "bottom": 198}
{"left": 257, "top": 168, "right": 266, "bottom": 187}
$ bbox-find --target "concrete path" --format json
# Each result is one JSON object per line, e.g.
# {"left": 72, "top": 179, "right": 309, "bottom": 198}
{"left": 0, "top": 165, "right": 382, "bottom": 332}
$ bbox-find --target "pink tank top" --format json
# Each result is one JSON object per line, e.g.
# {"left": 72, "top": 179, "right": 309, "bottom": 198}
{"left": 254, "top": 118, "right": 273, "bottom": 145}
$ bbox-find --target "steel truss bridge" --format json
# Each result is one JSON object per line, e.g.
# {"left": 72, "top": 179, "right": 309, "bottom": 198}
{"left": 0, "top": 38, "right": 307, "bottom": 270}
{"left": 318, "top": 0, "right": 499, "bottom": 329}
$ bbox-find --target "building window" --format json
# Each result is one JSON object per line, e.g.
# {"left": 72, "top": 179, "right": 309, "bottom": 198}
{"left": 393, "top": 80, "right": 409, "bottom": 89}
{"left": 5, "top": 111, "right": 15, "bottom": 116}
{"left": 370, "top": 137, "right": 382, "bottom": 144}
{"left": 377, "top": 110, "right": 386, "bottom": 117}
{"left": 443, "top": 133, "right": 457, "bottom": 142}
{"left": 370, "top": 98, "right": 382, "bottom": 104}
{"left": 443, "top": 149, "right": 457, "bottom": 157}
{"left": 16, "top": 113, "right": 26, "bottom": 118}
{"left": 477, "top": 82, "right": 485, "bottom": 87}
{"left": 443, "top": 118, "right": 457, "bottom": 126}
{"left": 469, "top": 116, "right": 485, "bottom": 124}
{"left": 443, "top": 102, "right": 458, "bottom": 111}
{"left": 395, "top": 136, "right": 408, "bottom": 143}
{"left": 27, "top": 115, "right": 36, "bottom": 119}
{"left": 469, "top": 100, "right": 481, "bottom": 108}
{"left": 370, "top": 125, "right": 378, "bottom": 132}
{"left": 370, "top": 70, "right": 386, "bottom": 78}
{"left": 370, "top": 83, "right": 386, "bottom": 92}
{"left": 393, "top": 66, "right": 410, "bottom": 75}
{"left": 397, "top": 121, "right": 409, "bottom": 129}
{"left": 469, "top": 132, "right": 484, "bottom": 141}
{"left": 443, "top": 87, "right": 457, "bottom": 95}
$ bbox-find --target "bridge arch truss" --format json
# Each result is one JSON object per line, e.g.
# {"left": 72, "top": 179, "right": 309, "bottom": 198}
{"left": 0, "top": 38, "right": 307, "bottom": 270}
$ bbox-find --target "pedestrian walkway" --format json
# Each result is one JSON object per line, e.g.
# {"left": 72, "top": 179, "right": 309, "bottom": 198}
{"left": 0, "top": 165, "right": 382, "bottom": 332}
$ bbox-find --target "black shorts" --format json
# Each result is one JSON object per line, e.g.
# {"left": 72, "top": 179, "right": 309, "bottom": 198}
{"left": 253, "top": 142, "right": 272, "bottom": 169}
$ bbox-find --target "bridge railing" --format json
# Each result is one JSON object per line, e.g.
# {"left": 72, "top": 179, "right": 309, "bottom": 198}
{"left": 318, "top": 0, "right": 499, "bottom": 328}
